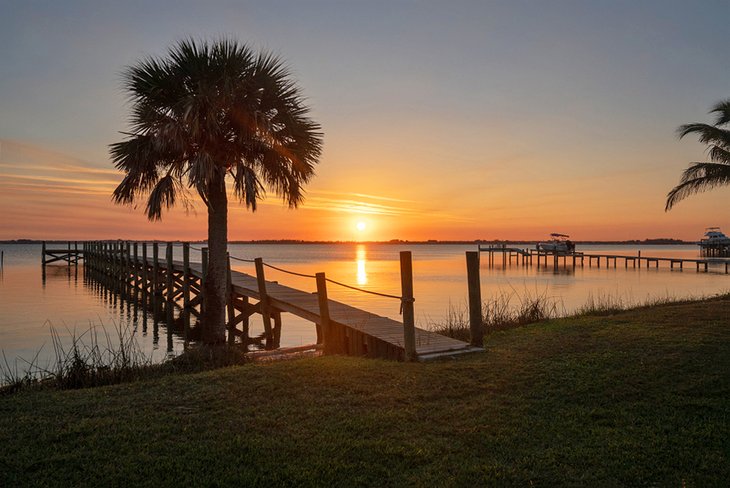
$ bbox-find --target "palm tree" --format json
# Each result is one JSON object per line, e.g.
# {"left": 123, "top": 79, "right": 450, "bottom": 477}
{"left": 666, "top": 99, "right": 730, "bottom": 210}
{"left": 111, "top": 39, "right": 322, "bottom": 346}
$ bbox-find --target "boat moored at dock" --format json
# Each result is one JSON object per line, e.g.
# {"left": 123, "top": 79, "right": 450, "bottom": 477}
{"left": 536, "top": 233, "right": 575, "bottom": 254}
{"left": 699, "top": 227, "right": 730, "bottom": 257}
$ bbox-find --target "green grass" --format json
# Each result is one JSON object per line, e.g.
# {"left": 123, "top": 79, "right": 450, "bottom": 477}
{"left": 1, "top": 297, "right": 729, "bottom": 486}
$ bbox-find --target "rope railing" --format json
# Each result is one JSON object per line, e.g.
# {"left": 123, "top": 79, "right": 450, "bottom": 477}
{"left": 230, "top": 255, "right": 256, "bottom": 264}
{"left": 262, "top": 262, "right": 316, "bottom": 279}
{"left": 324, "top": 277, "right": 402, "bottom": 301}
{"left": 182, "top": 244, "right": 411, "bottom": 311}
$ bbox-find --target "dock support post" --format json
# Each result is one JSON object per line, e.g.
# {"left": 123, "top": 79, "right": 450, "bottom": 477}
{"left": 166, "top": 242, "right": 174, "bottom": 303}
{"left": 201, "top": 247, "right": 208, "bottom": 315}
{"left": 133, "top": 242, "right": 139, "bottom": 298}
{"left": 254, "top": 257, "right": 274, "bottom": 349}
{"left": 316, "top": 272, "right": 331, "bottom": 352}
{"left": 466, "top": 251, "right": 484, "bottom": 348}
{"left": 141, "top": 243, "right": 148, "bottom": 302}
{"left": 152, "top": 242, "right": 160, "bottom": 302}
{"left": 202, "top": 247, "right": 209, "bottom": 283}
{"left": 41, "top": 241, "right": 46, "bottom": 265}
{"left": 182, "top": 243, "right": 190, "bottom": 309}
{"left": 400, "top": 251, "right": 417, "bottom": 361}
{"left": 125, "top": 241, "right": 131, "bottom": 295}
{"left": 226, "top": 253, "right": 235, "bottom": 345}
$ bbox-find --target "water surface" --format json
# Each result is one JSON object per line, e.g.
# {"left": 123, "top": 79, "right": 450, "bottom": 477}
{"left": 1, "top": 243, "right": 727, "bottom": 370}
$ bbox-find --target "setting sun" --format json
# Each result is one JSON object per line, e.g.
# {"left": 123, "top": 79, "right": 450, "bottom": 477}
{"left": 356, "top": 221, "right": 367, "bottom": 232}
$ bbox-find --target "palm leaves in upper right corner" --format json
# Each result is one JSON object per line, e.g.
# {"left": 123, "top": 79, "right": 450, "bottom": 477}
{"left": 666, "top": 100, "right": 730, "bottom": 210}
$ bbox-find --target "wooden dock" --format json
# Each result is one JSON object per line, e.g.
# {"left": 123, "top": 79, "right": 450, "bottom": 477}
{"left": 478, "top": 245, "right": 730, "bottom": 273}
{"left": 41, "top": 241, "right": 82, "bottom": 265}
{"left": 45, "top": 241, "right": 482, "bottom": 361}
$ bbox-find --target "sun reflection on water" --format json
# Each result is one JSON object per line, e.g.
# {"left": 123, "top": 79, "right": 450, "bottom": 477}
{"left": 356, "top": 245, "right": 367, "bottom": 285}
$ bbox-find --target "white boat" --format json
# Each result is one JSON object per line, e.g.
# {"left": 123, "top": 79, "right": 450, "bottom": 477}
{"left": 537, "top": 233, "right": 575, "bottom": 253}
{"left": 698, "top": 227, "right": 730, "bottom": 248}
{"left": 699, "top": 227, "right": 730, "bottom": 247}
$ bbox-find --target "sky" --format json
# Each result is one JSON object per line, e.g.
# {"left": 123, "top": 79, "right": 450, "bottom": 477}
{"left": 1, "top": 0, "right": 729, "bottom": 242}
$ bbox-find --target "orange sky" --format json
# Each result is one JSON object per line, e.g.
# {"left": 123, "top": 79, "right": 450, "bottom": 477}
{"left": 0, "top": 138, "right": 726, "bottom": 242}
{"left": 2, "top": 3, "right": 729, "bottom": 242}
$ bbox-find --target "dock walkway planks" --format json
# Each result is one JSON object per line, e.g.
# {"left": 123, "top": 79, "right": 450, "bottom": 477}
{"left": 176, "top": 260, "right": 479, "bottom": 361}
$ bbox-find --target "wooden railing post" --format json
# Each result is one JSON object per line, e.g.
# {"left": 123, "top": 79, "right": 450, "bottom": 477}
{"left": 141, "top": 243, "right": 148, "bottom": 301}
{"left": 254, "top": 257, "right": 274, "bottom": 349}
{"left": 132, "top": 242, "right": 139, "bottom": 297}
{"left": 125, "top": 241, "right": 131, "bottom": 294}
{"left": 166, "top": 242, "right": 174, "bottom": 302}
{"left": 400, "top": 251, "right": 417, "bottom": 361}
{"left": 466, "top": 251, "right": 484, "bottom": 347}
{"left": 226, "top": 253, "right": 236, "bottom": 345}
{"left": 182, "top": 243, "right": 190, "bottom": 309}
{"left": 201, "top": 247, "right": 209, "bottom": 284}
{"left": 200, "top": 247, "right": 209, "bottom": 315}
{"left": 152, "top": 242, "right": 159, "bottom": 298}
{"left": 315, "top": 272, "right": 329, "bottom": 352}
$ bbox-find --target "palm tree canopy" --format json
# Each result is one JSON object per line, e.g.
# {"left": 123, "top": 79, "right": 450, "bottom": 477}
{"left": 111, "top": 38, "right": 323, "bottom": 219}
{"left": 666, "top": 99, "right": 730, "bottom": 210}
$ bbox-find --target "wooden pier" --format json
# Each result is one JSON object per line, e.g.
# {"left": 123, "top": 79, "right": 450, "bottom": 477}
{"left": 478, "top": 245, "right": 730, "bottom": 273}
{"left": 41, "top": 241, "right": 82, "bottom": 265}
{"left": 43, "top": 241, "right": 481, "bottom": 361}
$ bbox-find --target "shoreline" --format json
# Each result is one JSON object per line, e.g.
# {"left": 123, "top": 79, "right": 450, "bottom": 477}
{"left": 1, "top": 238, "right": 697, "bottom": 245}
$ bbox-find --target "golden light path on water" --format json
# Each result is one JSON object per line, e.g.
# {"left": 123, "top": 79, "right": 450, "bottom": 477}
{"left": 356, "top": 245, "right": 367, "bottom": 286}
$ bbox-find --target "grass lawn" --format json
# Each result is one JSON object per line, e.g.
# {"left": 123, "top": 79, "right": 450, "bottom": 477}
{"left": 1, "top": 298, "right": 728, "bottom": 486}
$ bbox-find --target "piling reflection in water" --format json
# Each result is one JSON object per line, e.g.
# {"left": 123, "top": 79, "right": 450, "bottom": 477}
{"left": 82, "top": 263, "right": 184, "bottom": 356}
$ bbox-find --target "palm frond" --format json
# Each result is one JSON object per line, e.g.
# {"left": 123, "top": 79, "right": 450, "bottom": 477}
{"left": 665, "top": 162, "right": 730, "bottom": 210}
{"left": 677, "top": 123, "right": 730, "bottom": 146}
{"left": 231, "top": 163, "right": 265, "bottom": 210}
{"left": 710, "top": 98, "right": 730, "bottom": 126}
{"left": 146, "top": 175, "right": 178, "bottom": 220}
{"left": 707, "top": 144, "right": 730, "bottom": 164}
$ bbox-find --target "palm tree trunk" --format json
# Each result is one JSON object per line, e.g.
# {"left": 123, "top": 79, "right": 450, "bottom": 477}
{"left": 201, "top": 170, "right": 228, "bottom": 345}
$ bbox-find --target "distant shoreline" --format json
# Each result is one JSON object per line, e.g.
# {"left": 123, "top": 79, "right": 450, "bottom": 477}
{"left": 1, "top": 238, "right": 696, "bottom": 245}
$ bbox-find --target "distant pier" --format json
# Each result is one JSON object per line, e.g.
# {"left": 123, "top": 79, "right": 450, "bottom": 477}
{"left": 478, "top": 244, "right": 729, "bottom": 274}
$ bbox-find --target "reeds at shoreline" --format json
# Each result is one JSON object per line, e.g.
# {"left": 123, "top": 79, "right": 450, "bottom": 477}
{"left": 428, "top": 289, "right": 730, "bottom": 340}
{"left": 0, "top": 322, "right": 248, "bottom": 394}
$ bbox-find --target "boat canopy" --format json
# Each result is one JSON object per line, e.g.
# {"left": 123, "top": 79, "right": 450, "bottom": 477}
{"left": 550, "top": 233, "right": 570, "bottom": 238}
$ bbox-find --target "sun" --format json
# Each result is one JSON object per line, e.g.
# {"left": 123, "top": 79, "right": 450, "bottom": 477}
{"left": 356, "top": 221, "right": 367, "bottom": 232}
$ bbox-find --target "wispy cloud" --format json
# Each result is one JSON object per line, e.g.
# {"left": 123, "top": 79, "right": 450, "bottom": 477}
{"left": 312, "top": 189, "right": 417, "bottom": 204}
{"left": 302, "top": 190, "right": 474, "bottom": 222}
{"left": 0, "top": 173, "right": 118, "bottom": 187}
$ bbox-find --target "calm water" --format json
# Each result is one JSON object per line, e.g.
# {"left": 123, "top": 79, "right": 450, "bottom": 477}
{"left": 1, "top": 243, "right": 728, "bottom": 369}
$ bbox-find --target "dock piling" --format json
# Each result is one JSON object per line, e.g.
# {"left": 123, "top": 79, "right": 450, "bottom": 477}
{"left": 254, "top": 257, "right": 274, "bottom": 349}
{"left": 466, "top": 251, "right": 484, "bottom": 348}
{"left": 400, "top": 251, "right": 417, "bottom": 361}
{"left": 315, "top": 272, "right": 331, "bottom": 352}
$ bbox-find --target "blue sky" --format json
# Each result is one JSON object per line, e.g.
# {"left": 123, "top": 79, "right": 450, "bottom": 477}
{"left": 1, "top": 1, "right": 729, "bottom": 240}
